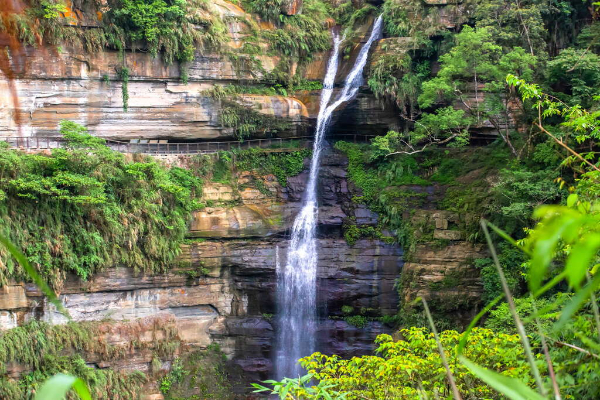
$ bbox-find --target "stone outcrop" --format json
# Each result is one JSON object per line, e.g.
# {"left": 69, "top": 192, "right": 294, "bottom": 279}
{"left": 400, "top": 209, "right": 488, "bottom": 326}
{"left": 0, "top": 56, "right": 307, "bottom": 139}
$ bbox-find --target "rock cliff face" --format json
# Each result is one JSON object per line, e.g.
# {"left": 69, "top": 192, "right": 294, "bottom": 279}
{"left": 0, "top": 46, "right": 307, "bottom": 139}
{"left": 0, "top": 1, "right": 401, "bottom": 140}
{"left": 0, "top": 0, "right": 496, "bottom": 395}
{"left": 0, "top": 149, "right": 401, "bottom": 395}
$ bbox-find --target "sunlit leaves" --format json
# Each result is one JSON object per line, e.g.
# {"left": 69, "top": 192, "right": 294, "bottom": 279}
{"left": 252, "top": 374, "right": 347, "bottom": 400}
{"left": 293, "top": 327, "right": 536, "bottom": 399}
{"left": 507, "top": 74, "right": 600, "bottom": 162}
{"left": 459, "top": 357, "right": 545, "bottom": 400}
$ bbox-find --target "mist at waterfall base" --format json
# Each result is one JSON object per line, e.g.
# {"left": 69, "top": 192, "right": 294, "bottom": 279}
{"left": 274, "top": 16, "right": 384, "bottom": 379}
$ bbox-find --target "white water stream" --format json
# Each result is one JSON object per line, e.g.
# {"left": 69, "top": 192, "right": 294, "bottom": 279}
{"left": 275, "top": 15, "right": 384, "bottom": 378}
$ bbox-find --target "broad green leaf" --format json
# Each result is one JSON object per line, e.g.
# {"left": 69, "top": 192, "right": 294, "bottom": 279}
{"left": 565, "top": 234, "right": 600, "bottom": 288}
{"left": 251, "top": 383, "right": 270, "bottom": 393}
{"left": 34, "top": 374, "right": 91, "bottom": 400}
{"left": 281, "top": 381, "right": 291, "bottom": 399}
{"left": 528, "top": 218, "right": 571, "bottom": 291}
{"left": 459, "top": 357, "right": 545, "bottom": 400}
{"left": 567, "top": 193, "right": 578, "bottom": 207}
{"left": 555, "top": 272, "right": 600, "bottom": 330}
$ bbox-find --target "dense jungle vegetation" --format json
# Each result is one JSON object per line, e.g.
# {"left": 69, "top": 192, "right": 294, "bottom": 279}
{"left": 1, "top": 0, "right": 600, "bottom": 398}
{"left": 257, "top": 0, "right": 600, "bottom": 398}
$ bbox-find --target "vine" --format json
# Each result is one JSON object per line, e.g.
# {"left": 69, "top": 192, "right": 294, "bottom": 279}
{"left": 119, "top": 67, "right": 129, "bottom": 112}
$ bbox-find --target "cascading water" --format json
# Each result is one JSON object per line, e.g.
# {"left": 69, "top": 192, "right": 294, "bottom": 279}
{"left": 275, "top": 15, "right": 384, "bottom": 379}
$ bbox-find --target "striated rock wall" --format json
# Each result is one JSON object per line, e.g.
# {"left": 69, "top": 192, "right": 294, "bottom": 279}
{"left": 0, "top": 47, "right": 307, "bottom": 139}
{"left": 0, "top": 148, "right": 402, "bottom": 394}
{"left": 1, "top": 1, "right": 402, "bottom": 141}
{"left": 399, "top": 205, "right": 488, "bottom": 327}
{"left": 0, "top": 0, "right": 497, "bottom": 393}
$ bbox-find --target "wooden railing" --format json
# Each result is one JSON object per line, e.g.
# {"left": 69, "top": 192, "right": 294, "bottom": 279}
{"left": 0, "top": 134, "right": 377, "bottom": 155}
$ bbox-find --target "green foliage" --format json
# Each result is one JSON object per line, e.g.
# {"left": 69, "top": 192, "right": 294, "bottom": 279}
{"left": 205, "top": 85, "right": 293, "bottom": 141}
{"left": 488, "top": 167, "right": 564, "bottom": 235}
{"left": 336, "top": 141, "right": 508, "bottom": 250}
{"left": 547, "top": 48, "right": 600, "bottom": 107}
{"left": 0, "top": 321, "right": 155, "bottom": 399}
{"left": 0, "top": 233, "right": 69, "bottom": 318}
{"left": 340, "top": 4, "right": 377, "bottom": 35}
{"left": 382, "top": 0, "right": 450, "bottom": 38}
{"left": 473, "top": 0, "right": 550, "bottom": 55}
{"left": 204, "top": 82, "right": 322, "bottom": 98}
{"left": 340, "top": 305, "right": 353, "bottom": 315}
{"left": 262, "top": 15, "right": 329, "bottom": 64}
{"left": 419, "top": 26, "right": 536, "bottom": 109}
{"left": 508, "top": 75, "right": 600, "bottom": 169}
{"left": 298, "top": 327, "right": 539, "bottom": 399}
{"left": 0, "top": 121, "right": 202, "bottom": 287}
{"left": 185, "top": 147, "right": 309, "bottom": 203}
{"left": 368, "top": 53, "right": 429, "bottom": 119}
{"left": 343, "top": 315, "right": 368, "bottom": 329}
{"left": 34, "top": 374, "right": 92, "bottom": 400}
{"left": 245, "top": 0, "right": 283, "bottom": 21}
{"left": 109, "top": 0, "right": 187, "bottom": 50}
{"left": 252, "top": 374, "right": 347, "bottom": 399}
{"left": 475, "top": 243, "right": 527, "bottom": 303}
{"left": 262, "top": 313, "right": 274, "bottom": 321}
{"left": 6, "top": 0, "right": 227, "bottom": 71}
{"left": 160, "top": 347, "right": 233, "bottom": 399}
{"left": 483, "top": 294, "right": 600, "bottom": 398}
{"left": 252, "top": 0, "right": 332, "bottom": 83}
{"left": 119, "top": 67, "right": 129, "bottom": 112}
{"left": 336, "top": 141, "right": 422, "bottom": 248}
{"left": 219, "top": 100, "right": 291, "bottom": 141}
{"left": 522, "top": 196, "right": 600, "bottom": 292}
{"left": 371, "top": 107, "right": 472, "bottom": 156}
{"left": 335, "top": 141, "right": 425, "bottom": 200}
{"left": 233, "top": 147, "right": 310, "bottom": 186}
{"left": 485, "top": 296, "right": 555, "bottom": 334}
{"left": 105, "top": 0, "right": 227, "bottom": 64}
{"left": 38, "top": 0, "right": 68, "bottom": 19}
{"left": 342, "top": 223, "right": 393, "bottom": 246}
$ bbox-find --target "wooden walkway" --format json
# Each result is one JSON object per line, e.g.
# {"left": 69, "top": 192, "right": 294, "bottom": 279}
{"left": 0, "top": 134, "right": 376, "bottom": 156}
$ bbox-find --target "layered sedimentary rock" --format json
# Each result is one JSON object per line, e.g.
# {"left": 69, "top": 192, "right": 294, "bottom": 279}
{"left": 0, "top": 0, "right": 496, "bottom": 395}
{"left": 400, "top": 207, "right": 488, "bottom": 326}
{"left": 0, "top": 51, "right": 307, "bottom": 139}
{"left": 0, "top": 1, "right": 401, "bottom": 140}
{"left": 0, "top": 149, "right": 401, "bottom": 393}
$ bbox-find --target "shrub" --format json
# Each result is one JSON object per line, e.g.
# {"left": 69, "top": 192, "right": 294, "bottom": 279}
{"left": 299, "top": 327, "right": 540, "bottom": 399}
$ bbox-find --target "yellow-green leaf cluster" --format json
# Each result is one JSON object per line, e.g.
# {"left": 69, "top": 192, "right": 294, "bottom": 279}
{"left": 300, "top": 327, "right": 540, "bottom": 399}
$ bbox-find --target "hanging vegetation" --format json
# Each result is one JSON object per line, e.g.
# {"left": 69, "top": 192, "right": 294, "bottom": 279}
{"left": 0, "top": 121, "right": 203, "bottom": 288}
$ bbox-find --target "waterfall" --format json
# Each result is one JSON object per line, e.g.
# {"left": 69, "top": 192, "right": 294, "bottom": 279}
{"left": 275, "top": 15, "right": 384, "bottom": 379}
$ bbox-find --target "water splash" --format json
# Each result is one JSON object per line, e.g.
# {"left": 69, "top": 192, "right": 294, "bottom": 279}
{"left": 274, "top": 16, "right": 383, "bottom": 379}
